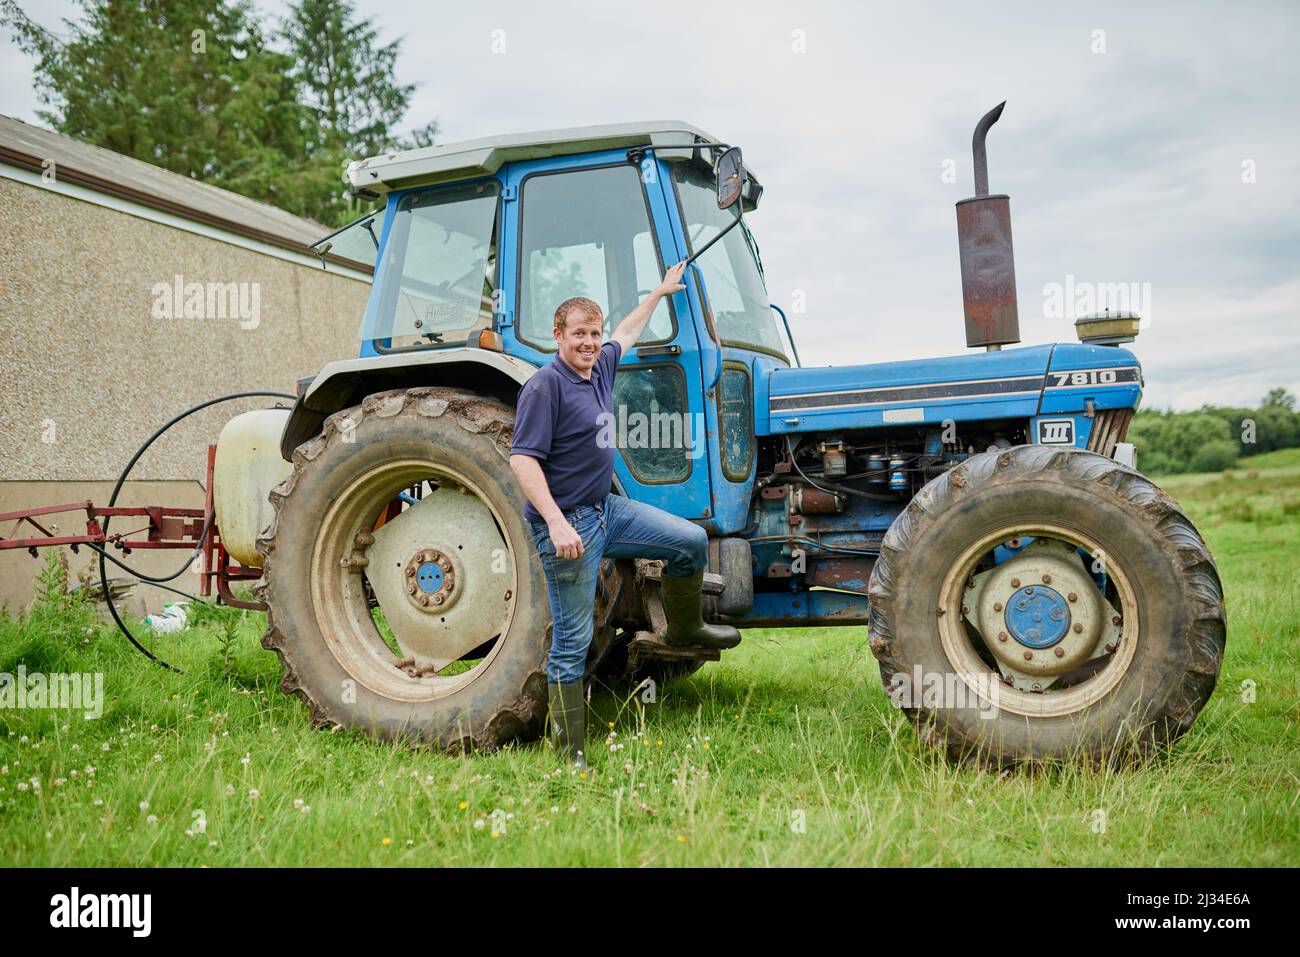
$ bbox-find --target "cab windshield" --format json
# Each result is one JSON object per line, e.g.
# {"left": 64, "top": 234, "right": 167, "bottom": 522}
{"left": 361, "top": 180, "right": 499, "bottom": 350}
{"left": 671, "top": 163, "right": 786, "bottom": 359}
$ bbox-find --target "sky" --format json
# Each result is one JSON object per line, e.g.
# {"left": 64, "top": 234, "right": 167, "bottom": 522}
{"left": 3, "top": 0, "right": 1297, "bottom": 409}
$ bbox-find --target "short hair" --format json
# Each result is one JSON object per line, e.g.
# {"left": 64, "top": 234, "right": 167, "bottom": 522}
{"left": 554, "top": 296, "right": 603, "bottom": 333}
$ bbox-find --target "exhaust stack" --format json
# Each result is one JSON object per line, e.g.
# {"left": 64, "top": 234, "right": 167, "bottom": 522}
{"left": 956, "top": 101, "right": 1020, "bottom": 351}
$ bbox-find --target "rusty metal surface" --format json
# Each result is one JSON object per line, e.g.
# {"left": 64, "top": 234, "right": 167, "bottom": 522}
{"left": 957, "top": 101, "right": 1020, "bottom": 348}
{"left": 956, "top": 195, "right": 1020, "bottom": 348}
{"left": 807, "top": 557, "right": 875, "bottom": 592}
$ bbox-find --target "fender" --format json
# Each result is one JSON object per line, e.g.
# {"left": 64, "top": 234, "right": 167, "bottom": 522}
{"left": 280, "top": 347, "right": 540, "bottom": 461}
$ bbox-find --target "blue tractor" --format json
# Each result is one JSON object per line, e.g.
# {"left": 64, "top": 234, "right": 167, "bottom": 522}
{"left": 222, "top": 107, "right": 1225, "bottom": 766}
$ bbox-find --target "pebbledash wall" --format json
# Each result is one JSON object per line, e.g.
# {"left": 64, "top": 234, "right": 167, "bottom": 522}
{"left": 0, "top": 114, "right": 372, "bottom": 614}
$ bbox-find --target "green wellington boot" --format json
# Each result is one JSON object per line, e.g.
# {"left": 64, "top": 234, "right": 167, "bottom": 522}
{"left": 661, "top": 569, "right": 742, "bottom": 650}
{"left": 546, "top": 681, "right": 590, "bottom": 772}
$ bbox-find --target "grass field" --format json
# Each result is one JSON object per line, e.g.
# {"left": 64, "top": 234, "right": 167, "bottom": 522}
{"left": 2, "top": 450, "right": 1297, "bottom": 866}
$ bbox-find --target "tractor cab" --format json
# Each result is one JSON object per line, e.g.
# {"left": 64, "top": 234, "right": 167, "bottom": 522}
{"left": 309, "top": 122, "right": 792, "bottom": 530}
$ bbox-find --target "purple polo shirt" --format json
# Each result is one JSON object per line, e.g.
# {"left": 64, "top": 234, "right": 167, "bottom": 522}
{"left": 511, "top": 340, "right": 623, "bottom": 523}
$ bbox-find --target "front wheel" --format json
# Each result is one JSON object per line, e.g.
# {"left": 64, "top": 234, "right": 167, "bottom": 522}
{"left": 867, "top": 445, "right": 1226, "bottom": 767}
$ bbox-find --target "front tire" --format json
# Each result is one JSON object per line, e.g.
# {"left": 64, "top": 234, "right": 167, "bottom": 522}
{"left": 867, "top": 445, "right": 1226, "bottom": 767}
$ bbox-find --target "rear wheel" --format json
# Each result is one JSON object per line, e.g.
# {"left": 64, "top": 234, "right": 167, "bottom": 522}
{"left": 868, "top": 445, "right": 1225, "bottom": 767}
{"left": 256, "top": 388, "right": 550, "bottom": 752}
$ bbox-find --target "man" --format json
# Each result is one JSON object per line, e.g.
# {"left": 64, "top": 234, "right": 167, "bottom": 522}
{"left": 509, "top": 261, "right": 741, "bottom": 771}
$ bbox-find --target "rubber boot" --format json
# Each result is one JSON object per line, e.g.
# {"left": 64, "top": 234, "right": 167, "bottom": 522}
{"left": 661, "top": 569, "right": 742, "bottom": 650}
{"left": 546, "top": 681, "right": 589, "bottom": 772}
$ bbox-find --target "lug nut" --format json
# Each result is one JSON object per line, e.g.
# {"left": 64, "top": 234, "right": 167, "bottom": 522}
{"left": 1011, "top": 578, "right": 1021, "bottom": 588}
{"left": 1073, "top": 623, "right": 1084, "bottom": 633}
{"left": 1025, "top": 586, "right": 1035, "bottom": 596}
{"left": 1106, "top": 641, "right": 1118, "bottom": 654}
{"left": 1054, "top": 647, "right": 1065, "bottom": 658}
{"left": 997, "top": 631, "right": 1008, "bottom": 642}
{"left": 1042, "top": 574, "right": 1052, "bottom": 584}
{"left": 1031, "top": 683, "right": 1042, "bottom": 692}
{"left": 993, "top": 601, "right": 1003, "bottom": 612}
{"left": 417, "top": 595, "right": 428, "bottom": 606}
{"left": 1023, "top": 651, "right": 1033, "bottom": 661}
{"left": 1067, "top": 592, "right": 1077, "bottom": 602}
{"left": 406, "top": 585, "right": 415, "bottom": 595}
{"left": 1112, "top": 615, "right": 1122, "bottom": 626}
{"left": 961, "top": 604, "right": 970, "bottom": 614}
{"left": 966, "top": 577, "right": 976, "bottom": 589}
{"left": 406, "top": 567, "right": 415, "bottom": 577}
{"left": 433, "top": 594, "right": 444, "bottom": 605}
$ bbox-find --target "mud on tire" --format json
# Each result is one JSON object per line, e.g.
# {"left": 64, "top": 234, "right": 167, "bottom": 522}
{"left": 254, "top": 387, "right": 550, "bottom": 753}
{"left": 867, "top": 445, "right": 1226, "bottom": 767}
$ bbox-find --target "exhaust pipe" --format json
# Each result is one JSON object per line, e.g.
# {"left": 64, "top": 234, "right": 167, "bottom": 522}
{"left": 956, "top": 101, "right": 1020, "bottom": 350}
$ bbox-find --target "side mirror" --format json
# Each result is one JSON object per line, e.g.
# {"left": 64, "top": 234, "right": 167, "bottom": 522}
{"left": 715, "top": 147, "right": 745, "bottom": 210}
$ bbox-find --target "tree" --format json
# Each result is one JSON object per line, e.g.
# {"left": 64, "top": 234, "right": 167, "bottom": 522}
{"left": 276, "top": 0, "right": 427, "bottom": 224}
{"left": 3, "top": 0, "right": 437, "bottom": 225}
{"left": 1261, "top": 387, "right": 1296, "bottom": 411}
{"left": 2, "top": 0, "right": 308, "bottom": 199}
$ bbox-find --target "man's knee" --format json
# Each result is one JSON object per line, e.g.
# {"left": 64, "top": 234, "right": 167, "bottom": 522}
{"left": 672, "top": 520, "right": 708, "bottom": 574}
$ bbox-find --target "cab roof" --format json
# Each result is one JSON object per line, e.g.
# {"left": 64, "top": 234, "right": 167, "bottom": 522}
{"left": 345, "top": 120, "right": 753, "bottom": 198}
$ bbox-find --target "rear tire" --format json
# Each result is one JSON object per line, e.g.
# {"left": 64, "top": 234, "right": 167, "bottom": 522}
{"left": 256, "top": 387, "right": 550, "bottom": 752}
{"left": 867, "top": 445, "right": 1225, "bottom": 767}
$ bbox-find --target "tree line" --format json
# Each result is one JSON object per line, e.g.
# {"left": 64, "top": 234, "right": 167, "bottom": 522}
{"left": 1130, "top": 388, "right": 1299, "bottom": 474}
{"left": 1, "top": 0, "right": 434, "bottom": 227}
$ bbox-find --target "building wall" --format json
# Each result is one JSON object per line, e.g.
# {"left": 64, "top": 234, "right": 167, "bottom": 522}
{"left": 0, "top": 176, "right": 371, "bottom": 611}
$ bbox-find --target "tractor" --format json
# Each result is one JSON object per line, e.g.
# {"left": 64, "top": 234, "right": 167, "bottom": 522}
{"left": 211, "top": 106, "right": 1224, "bottom": 766}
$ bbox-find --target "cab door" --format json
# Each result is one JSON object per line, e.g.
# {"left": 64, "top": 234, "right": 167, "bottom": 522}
{"left": 498, "top": 150, "right": 714, "bottom": 520}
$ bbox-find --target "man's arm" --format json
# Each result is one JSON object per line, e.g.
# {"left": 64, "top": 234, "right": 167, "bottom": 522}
{"left": 609, "top": 260, "right": 688, "bottom": 356}
{"left": 509, "top": 454, "right": 584, "bottom": 559}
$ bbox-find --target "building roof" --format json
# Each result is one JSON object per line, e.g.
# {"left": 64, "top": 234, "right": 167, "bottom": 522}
{"left": 0, "top": 114, "right": 346, "bottom": 258}
{"left": 346, "top": 120, "right": 745, "bottom": 196}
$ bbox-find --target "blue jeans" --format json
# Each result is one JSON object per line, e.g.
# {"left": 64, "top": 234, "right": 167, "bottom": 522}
{"left": 529, "top": 492, "right": 709, "bottom": 685}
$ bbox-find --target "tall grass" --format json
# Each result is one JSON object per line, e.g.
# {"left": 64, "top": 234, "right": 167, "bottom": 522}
{"left": 1, "top": 452, "right": 1296, "bottom": 866}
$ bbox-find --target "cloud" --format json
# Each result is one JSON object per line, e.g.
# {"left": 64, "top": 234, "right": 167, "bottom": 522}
{"left": 3, "top": 0, "right": 1296, "bottom": 410}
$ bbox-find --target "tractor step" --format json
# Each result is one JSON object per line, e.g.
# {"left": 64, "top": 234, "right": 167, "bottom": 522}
{"left": 628, "top": 631, "right": 722, "bottom": 663}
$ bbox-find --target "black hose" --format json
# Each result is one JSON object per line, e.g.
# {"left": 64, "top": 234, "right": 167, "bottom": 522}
{"left": 97, "top": 391, "right": 294, "bottom": 672}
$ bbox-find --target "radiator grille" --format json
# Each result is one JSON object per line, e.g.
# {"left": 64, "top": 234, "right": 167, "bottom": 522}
{"left": 1086, "top": 408, "right": 1134, "bottom": 458}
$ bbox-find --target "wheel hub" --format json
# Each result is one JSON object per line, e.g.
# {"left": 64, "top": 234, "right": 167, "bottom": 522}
{"left": 363, "top": 487, "right": 511, "bottom": 671}
{"left": 1004, "top": 583, "right": 1070, "bottom": 648}
{"left": 964, "top": 539, "right": 1122, "bottom": 690}
{"left": 405, "top": 548, "right": 457, "bottom": 610}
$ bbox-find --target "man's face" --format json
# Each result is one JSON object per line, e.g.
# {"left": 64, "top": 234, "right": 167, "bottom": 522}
{"left": 554, "top": 313, "right": 604, "bottom": 374}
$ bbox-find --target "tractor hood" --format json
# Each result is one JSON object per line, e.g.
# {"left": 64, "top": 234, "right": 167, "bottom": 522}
{"left": 759, "top": 343, "right": 1142, "bottom": 435}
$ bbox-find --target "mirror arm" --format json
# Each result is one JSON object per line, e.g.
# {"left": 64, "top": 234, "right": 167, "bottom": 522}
{"left": 683, "top": 204, "right": 743, "bottom": 268}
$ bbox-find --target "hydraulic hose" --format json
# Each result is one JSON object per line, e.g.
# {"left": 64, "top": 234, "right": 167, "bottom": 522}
{"left": 97, "top": 391, "right": 294, "bottom": 672}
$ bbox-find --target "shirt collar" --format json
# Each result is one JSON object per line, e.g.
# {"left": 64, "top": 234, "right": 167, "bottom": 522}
{"left": 554, "top": 348, "right": 597, "bottom": 384}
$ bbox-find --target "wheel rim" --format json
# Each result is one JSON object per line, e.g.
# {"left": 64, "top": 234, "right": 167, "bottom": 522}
{"left": 310, "top": 457, "right": 519, "bottom": 702}
{"left": 937, "top": 522, "right": 1139, "bottom": 718}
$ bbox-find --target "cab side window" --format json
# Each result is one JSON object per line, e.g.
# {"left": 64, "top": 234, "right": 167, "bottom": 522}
{"left": 518, "top": 165, "right": 675, "bottom": 350}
